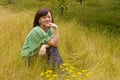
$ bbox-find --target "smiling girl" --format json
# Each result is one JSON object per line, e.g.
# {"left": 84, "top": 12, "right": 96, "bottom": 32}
{"left": 22, "top": 8, "right": 63, "bottom": 68}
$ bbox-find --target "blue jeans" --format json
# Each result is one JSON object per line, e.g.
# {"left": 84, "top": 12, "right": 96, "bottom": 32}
{"left": 25, "top": 46, "right": 63, "bottom": 69}
{"left": 46, "top": 46, "right": 63, "bottom": 68}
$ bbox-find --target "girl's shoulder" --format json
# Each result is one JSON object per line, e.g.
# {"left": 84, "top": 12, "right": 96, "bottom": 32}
{"left": 32, "top": 26, "right": 44, "bottom": 33}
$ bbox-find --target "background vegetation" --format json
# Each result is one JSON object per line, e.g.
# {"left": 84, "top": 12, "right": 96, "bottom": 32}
{"left": 0, "top": 0, "right": 120, "bottom": 80}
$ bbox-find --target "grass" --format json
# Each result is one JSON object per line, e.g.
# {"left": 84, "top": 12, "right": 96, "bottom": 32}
{"left": 0, "top": 0, "right": 120, "bottom": 80}
{"left": 0, "top": 5, "right": 120, "bottom": 80}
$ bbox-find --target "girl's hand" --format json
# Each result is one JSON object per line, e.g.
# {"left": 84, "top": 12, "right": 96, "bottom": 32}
{"left": 38, "top": 44, "right": 50, "bottom": 56}
{"left": 38, "top": 45, "right": 46, "bottom": 56}
{"left": 49, "top": 23, "right": 58, "bottom": 29}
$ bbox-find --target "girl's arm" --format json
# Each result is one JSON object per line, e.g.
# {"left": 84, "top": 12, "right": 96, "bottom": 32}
{"left": 39, "top": 23, "right": 59, "bottom": 55}
{"left": 38, "top": 44, "right": 50, "bottom": 56}
{"left": 46, "top": 23, "right": 59, "bottom": 47}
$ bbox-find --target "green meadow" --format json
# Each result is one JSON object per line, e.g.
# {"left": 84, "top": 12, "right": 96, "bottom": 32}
{"left": 0, "top": 0, "right": 120, "bottom": 80}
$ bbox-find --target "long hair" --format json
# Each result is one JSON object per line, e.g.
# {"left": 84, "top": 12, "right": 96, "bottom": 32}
{"left": 33, "top": 8, "right": 54, "bottom": 27}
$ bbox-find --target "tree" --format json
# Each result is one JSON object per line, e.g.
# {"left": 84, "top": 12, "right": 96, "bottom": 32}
{"left": 56, "top": 0, "right": 85, "bottom": 16}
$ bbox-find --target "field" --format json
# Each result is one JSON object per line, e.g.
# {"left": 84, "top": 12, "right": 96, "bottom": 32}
{"left": 0, "top": 0, "right": 120, "bottom": 80}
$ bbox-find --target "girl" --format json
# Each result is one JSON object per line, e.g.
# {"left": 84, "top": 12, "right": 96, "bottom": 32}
{"left": 22, "top": 8, "right": 63, "bottom": 69}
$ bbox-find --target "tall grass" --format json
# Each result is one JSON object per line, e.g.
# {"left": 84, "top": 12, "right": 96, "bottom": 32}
{"left": 0, "top": 6, "right": 120, "bottom": 80}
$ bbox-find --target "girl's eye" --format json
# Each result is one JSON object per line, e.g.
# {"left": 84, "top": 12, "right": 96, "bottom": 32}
{"left": 41, "top": 16, "right": 52, "bottom": 19}
{"left": 42, "top": 16, "right": 46, "bottom": 19}
{"left": 48, "top": 16, "right": 52, "bottom": 18}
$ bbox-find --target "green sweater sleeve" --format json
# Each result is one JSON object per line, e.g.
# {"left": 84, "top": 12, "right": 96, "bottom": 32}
{"left": 22, "top": 26, "right": 54, "bottom": 57}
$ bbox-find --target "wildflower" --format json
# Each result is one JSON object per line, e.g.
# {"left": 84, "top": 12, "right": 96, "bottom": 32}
{"left": 77, "top": 71, "right": 82, "bottom": 75}
{"left": 46, "top": 74, "right": 50, "bottom": 78}
{"left": 61, "top": 63, "right": 68, "bottom": 66}
{"left": 53, "top": 74, "right": 57, "bottom": 78}
{"left": 47, "top": 70, "right": 52, "bottom": 73}
{"left": 60, "top": 65, "right": 64, "bottom": 69}
{"left": 68, "top": 69, "right": 73, "bottom": 73}
{"left": 86, "top": 71, "right": 93, "bottom": 77}
{"left": 65, "top": 67, "right": 69, "bottom": 71}
{"left": 86, "top": 73, "right": 90, "bottom": 77}
{"left": 61, "top": 68, "right": 66, "bottom": 71}
{"left": 40, "top": 72, "right": 45, "bottom": 77}
{"left": 78, "top": 78, "right": 82, "bottom": 80}
{"left": 72, "top": 74, "right": 76, "bottom": 78}
{"left": 70, "top": 66, "right": 75, "bottom": 70}
{"left": 49, "top": 78, "right": 54, "bottom": 80}
{"left": 82, "top": 69, "right": 87, "bottom": 73}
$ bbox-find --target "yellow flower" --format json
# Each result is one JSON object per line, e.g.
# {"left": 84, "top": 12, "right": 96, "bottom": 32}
{"left": 47, "top": 70, "right": 52, "bottom": 73}
{"left": 53, "top": 74, "right": 57, "bottom": 78}
{"left": 45, "top": 71, "right": 49, "bottom": 74}
{"left": 46, "top": 74, "right": 50, "bottom": 78}
{"left": 70, "top": 66, "right": 75, "bottom": 70}
{"left": 77, "top": 71, "right": 82, "bottom": 75}
{"left": 40, "top": 72, "right": 44, "bottom": 77}
{"left": 65, "top": 67, "right": 69, "bottom": 71}
{"left": 78, "top": 78, "right": 82, "bottom": 80}
{"left": 82, "top": 70, "right": 87, "bottom": 73}
{"left": 86, "top": 71, "right": 93, "bottom": 77}
{"left": 72, "top": 74, "right": 76, "bottom": 78}
{"left": 61, "top": 63, "right": 68, "bottom": 66}
{"left": 86, "top": 73, "right": 90, "bottom": 77}
{"left": 68, "top": 69, "right": 73, "bottom": 73}
{"left": 45, "top": 70, "right": 52, "bottom": 74}
{"left": 60, "top": 65, "right": 64, "bottom": 69}
{"left": 49, "top": 78, "right": 54, "bottom": 80}
{"left": 61, "top": 69, "right": 66, "bottom": 71}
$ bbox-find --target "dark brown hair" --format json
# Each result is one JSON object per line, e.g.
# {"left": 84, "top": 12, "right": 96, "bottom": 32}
{"left": 33, "top": 8, "right": 54, "bottom": 27}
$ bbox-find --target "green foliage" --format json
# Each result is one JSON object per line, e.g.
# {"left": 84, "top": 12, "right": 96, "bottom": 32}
{"left": 60, "top": 0, "right": 120, "bottom": 35}
{"left": 56, "top": 0, "right": 67, "bottom": 16}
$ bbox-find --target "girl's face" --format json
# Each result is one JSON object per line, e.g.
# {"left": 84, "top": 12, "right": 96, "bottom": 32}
{"left": 39, "top": 12, "right": 52, "bottom": 28}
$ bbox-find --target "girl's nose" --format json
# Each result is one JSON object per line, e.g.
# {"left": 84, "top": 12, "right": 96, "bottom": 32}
{"left": 46, "top": 17, "right": 50, "bottom": 21}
